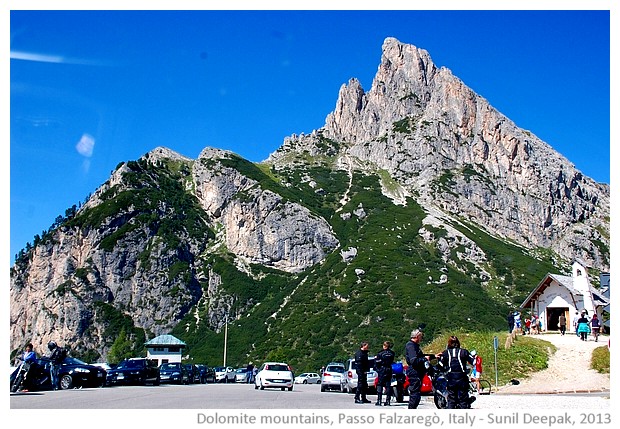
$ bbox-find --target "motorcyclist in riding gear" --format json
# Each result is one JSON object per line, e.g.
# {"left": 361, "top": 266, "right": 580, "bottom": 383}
{"left": 375, "top": 341, "right": 395, "bottom": 406}
{"left": 405, "top": 328, "right": 430, "bottom": 409}
{"left": 354, "top": 342, "right": 371, "bottom": 404}
{"left": 438, "top": 335, "right": 475, "bottom": 409}
{"left": 47, "top": 341, "right": 66, "bottom": 390}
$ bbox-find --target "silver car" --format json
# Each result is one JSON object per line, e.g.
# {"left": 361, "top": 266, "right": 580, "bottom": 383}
{"left": 344, "top": 357, "right": 377, "bottom": 393}
{"left": 234, "top": 368, "right": 250, "bottom": 383}
{"left": 320, "top": 363, "right": 347, "bottom": 392}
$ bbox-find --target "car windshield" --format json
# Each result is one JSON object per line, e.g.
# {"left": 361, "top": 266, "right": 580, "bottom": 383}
{"left": 214, "top": 367, "right": 225, "bottom": 372}
{"left": 117, "top": 360, "right": 145, "bottom": 369}
{"left": 326, "top": 366, "right": 345, "bottom": 373}
{"left": 265, "top": 364, "right": 288, "bottom": 371}
{"left": 161, "top": 363, "right": 180, "bottom": 370}
{"left": 64, "top": 357, "right": 88, "bottom": 366}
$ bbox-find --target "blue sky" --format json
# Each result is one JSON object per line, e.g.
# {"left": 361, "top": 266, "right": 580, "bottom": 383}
{"left": 8, "top": 7, "right": 612, "bottom": 266}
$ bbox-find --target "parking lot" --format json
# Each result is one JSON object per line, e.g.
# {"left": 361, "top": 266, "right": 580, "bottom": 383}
{"left": 10, "top": 380, "right": 610, "bottom": 410}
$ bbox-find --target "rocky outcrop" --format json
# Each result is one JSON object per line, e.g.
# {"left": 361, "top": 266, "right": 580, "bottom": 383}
{"left": 192, "top": 148, "right": 339, "bottom": 272}
{"left": 268, "top": 37, "right": 609, "bottom": 269}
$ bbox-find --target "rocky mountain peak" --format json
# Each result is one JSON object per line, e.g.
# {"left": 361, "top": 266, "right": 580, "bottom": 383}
{"left": 271, "top": 37, "right": 609, "bottom": 269}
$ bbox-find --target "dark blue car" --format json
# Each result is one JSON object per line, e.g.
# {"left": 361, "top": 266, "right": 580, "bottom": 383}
{"left": 106, "top": 358, "right": 160, "bottom": 386}
{"left": 159, "top": 362, "right": 190, "bottom": 384}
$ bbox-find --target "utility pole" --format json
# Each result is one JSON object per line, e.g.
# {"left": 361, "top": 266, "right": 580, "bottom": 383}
{"left": 223, "top": 313, "right": 228, "bottom": 367}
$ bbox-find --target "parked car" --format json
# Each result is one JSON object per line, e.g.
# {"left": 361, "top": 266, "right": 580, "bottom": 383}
{"left": 10, "top": 356, "right": 107, "bottom": 391}
{"left": 254, "top": 362, "right": 294, "bottom": 391}
{"left": 106, "top": 358, "right": 160, "bottom": 386}
{"left": 234, "top": 368, "right": 250, "bottom": 383}
{"left": 295, "top": 372, "right": 321, "bottom": 384}
{"left": 214, "top": 366, "right": 236, "bottom": 383}
{"left": 90, "top": 362, "right": 115, "bottom": 372}
{"left": 159, "top": 362, "right": 190, "bottom": 384}
{"left": 344, "top": 357, "right": 377, "bottom": 393}
{"left": 196, "top": 364, "right": 215, "bottom": 383}
{"left": 185, "top": 364, "right": 201, "bottom": 383}
{"left": 320, "top": 362, "right": 347, "bottom": 392}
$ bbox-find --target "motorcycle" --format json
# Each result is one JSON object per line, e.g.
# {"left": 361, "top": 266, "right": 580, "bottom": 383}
{"left": 10, "top": 359, "right": 53, "bottom": 392}
{"left": 10, "top": 359, "right": 32, "bottom": 392}
{"left": 374, "top": 362, "right": 434, "bottom": 403}
{"left": 427, "top": 362, "right": 449, "bottom": 409}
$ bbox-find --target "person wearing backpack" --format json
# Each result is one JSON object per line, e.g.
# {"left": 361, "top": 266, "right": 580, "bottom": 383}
{"left": 47, "top": 341, "right": 67, "bottom": 390}
{"left": 438, "top": 335, "right": 475, "bottom": 409}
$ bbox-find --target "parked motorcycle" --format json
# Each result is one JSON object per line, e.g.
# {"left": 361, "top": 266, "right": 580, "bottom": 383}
{"left": 10, "top": 359, "right": 53, "bottom": 392}
{"left": 10, "top": 359, "right": 32, "bottom": 392}
{"left": 374, "top": 362, "right": 434, "bottom": 403}
{"left": 427, "top": 362, "right": 449, "bottom": 409}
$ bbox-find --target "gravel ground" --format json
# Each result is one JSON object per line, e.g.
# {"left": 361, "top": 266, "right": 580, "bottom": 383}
{"left": 463, "top": 332, "right": 611, "bottom": 410}
{"left": 496, "top": 332, "right": 610, "bottom": 394}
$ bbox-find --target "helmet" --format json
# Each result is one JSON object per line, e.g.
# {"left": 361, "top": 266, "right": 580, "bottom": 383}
{"left": 48, "top": 341, "right": 57, "bottom": 351}
{"left": 470, "top": 350, "right": 477, "bottom": 356}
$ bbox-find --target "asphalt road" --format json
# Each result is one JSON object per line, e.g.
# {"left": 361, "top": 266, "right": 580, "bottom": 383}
{"left": 10, "top": 381, "right": 610, "bottom": 410}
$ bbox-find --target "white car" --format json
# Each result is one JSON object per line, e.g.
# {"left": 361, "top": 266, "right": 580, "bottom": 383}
{"left": 214, "top": 366, "right": 235, "bottom": 383}
{"left": 294, "top": 372, "right": 321, "bottom": 384}
{"left": 320, "top": 363, "right": 347, "bottom": 392}
{"left": 254, "top": 362, "right": 294, "bottom": 391}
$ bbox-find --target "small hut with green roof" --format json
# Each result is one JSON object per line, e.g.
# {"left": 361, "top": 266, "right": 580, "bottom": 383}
{"left": 145, "top": 334, "right": 187, "bottom": 366}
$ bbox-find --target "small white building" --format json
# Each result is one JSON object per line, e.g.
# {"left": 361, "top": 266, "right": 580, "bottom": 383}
{"left": 145, "top": 334, "right": 186, "bottom": 366}
{"left": 520, "top": 260, "right": 609, "bottom": 332}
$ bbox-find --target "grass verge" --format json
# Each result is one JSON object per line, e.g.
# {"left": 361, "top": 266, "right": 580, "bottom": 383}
{"left": 422, "top": 330, "right": 554, "bottom": 389}
{"left": 591, "top": 345, "right": 610, "bottom": 373}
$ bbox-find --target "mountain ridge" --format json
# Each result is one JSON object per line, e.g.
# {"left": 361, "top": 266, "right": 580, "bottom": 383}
{"left": 10, "top": 37, "right": 608, "bottom": 369}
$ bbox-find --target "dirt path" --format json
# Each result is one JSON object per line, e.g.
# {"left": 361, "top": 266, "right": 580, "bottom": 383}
{"left": 497, "top": 332, "right": 610, "bottom": 394}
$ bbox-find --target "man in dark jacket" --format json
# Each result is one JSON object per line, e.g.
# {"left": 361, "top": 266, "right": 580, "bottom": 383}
{"left": 375, "top": 341, "right": 395, "bottom": 406}
{"left": 404, "top": 329, "right": 430, "bottom": 409}
{"left": 47, "top": 341, "right": 67, "bottom": 390}
{"left": 354, "top": 342, "right": 371, "bottom": 404}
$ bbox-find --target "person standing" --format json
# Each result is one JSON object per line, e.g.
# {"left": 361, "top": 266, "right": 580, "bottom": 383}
{"left": 47, "top": 341, "right": 67, "bottom": 390}
{"left": 246, "top": 362, "right": 254, "bottom": 383}
{"left": 404, "top": 329, "right": 430, "bottom": 409}
{"left": 577, "top": 313, "right": 590, "bottom": 341}
{"left": 573, "top": 311, "right": 580, "bottom": 336}
{"left": 513, "top": 312, "right": 522, "bottom": 333}
{"left": 374, "top": 341, "right": 395, "bottom": 406}
{"left": 559, "top": 313, "right": 567, "bottom": 335}
{"left": 470, "top": 350, "right": 483, "bottom": 393}
{"left": 507, "top": 312, "right": 515, "bottom": 333}
{"left": 354, "top": 342, "right": 371, "bottom": 404}
{"left": 438, "top": 335, "right": 475, "bottom": 409}
{"left": 591, "top": 314, "right": 601, "bottom": 341}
